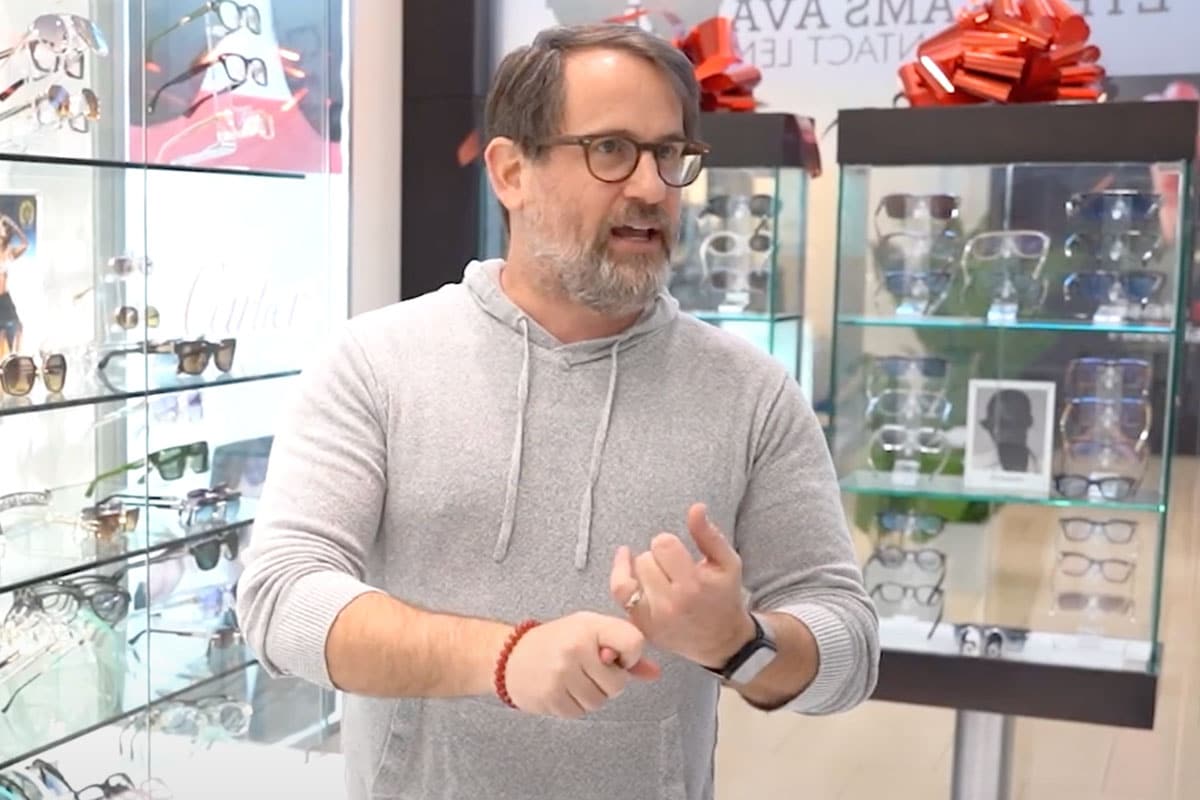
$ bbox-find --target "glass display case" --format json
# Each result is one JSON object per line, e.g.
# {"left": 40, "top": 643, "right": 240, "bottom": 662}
{"left": 0, "top": 1, "right": 348, "bottom": 796}
{"left": 668, "top": 112, "right": 818, "bottom": 382}
{"left": 832, "top": 101, "right": 1197, "bottom": 797}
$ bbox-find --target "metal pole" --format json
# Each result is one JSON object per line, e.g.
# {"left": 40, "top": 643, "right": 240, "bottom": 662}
{"left": 951, "top": 710, "right": 1014, "bottom": 800}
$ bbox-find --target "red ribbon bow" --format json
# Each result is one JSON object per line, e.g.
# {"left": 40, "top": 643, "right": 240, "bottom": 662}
{"left": 672, "top": 17, "right": 761, "bottom": 112}
{"left": 899, "top": 0, "right": 1104, "bottom": 107}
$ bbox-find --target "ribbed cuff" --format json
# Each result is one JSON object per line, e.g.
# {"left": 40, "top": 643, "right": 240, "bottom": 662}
{"left": 264, "top": 570, "right": 381, "bottom": 689}
{"left": 773, "top": 602, "right": 855, "bottom": 714}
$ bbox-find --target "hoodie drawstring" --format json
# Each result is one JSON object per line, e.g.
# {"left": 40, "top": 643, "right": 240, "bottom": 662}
{"left": 574, "top": 340, "right": 621, "bottom": 570}
{"left": 493, "top": 317, "right": 530, "bottom": 563}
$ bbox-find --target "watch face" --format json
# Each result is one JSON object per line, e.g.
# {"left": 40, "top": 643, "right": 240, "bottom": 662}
{"left": 729, "top": 643, "right": 777, "bottom": 685}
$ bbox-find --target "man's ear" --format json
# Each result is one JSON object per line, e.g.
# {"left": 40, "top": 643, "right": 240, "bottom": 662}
{"left": 483, "top": 137, "right": 526, "bottom": 219}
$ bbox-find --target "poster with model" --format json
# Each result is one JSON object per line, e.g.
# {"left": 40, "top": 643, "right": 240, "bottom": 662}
{"left": 964, "top": 378, "right": 1056, "bottom": 494}
{"left": 127, "top": 0, "right": 345, "bottom": 174}
{"left": 0, "top": 192, "right": 37, "bottom": 359}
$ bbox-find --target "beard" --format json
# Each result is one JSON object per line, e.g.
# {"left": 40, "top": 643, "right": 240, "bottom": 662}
{"left": 525, "top": 197, "right": 675, "bottom": 318}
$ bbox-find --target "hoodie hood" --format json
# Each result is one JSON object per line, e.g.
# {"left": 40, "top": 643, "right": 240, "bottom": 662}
{"left": 463, "top": 258, "right": 678, "bottom": 569}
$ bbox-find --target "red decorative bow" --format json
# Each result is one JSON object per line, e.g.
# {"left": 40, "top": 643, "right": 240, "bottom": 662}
{"left": 672, "top": 17, "right": 761, "bottom": 112}
{"left": 898, "top": 0, "right": 1104, "bottom": 107}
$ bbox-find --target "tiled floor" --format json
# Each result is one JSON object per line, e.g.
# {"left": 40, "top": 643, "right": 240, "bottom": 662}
{"left": 715, "top": 458, "right": 1200, "bottom": 800}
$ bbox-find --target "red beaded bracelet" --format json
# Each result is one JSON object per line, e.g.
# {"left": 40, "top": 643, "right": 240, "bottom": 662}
{"left": 494, "top": 619, "right": 540, "bottom": 709}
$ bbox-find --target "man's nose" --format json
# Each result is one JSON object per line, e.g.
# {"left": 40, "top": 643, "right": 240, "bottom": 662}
{"left": 622, "top": 150, "right": 669, "bottom": 205}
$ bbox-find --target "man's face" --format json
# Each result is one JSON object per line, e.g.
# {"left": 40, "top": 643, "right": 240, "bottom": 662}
{"left": 521, "top": 48, "right": 685, "bottom": 317}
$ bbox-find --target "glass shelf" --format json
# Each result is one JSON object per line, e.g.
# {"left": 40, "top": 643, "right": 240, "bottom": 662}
{"left": 837, "top": 314, "right": 1177, "bottom": 336}
{"left": 0, "top": 502, "right": 257, "bottom": 597}
{"left": 693, "top": 311, "right": 803, "bottom": 323}
{"left": 839, "top": 470, "right": 1164, "bottom": 513}
{"left": 0, "top": 647, "right": 257, "bottom": 770}
{"left": 0, "top": 152, "right": 306, "bottom": 181}
{"left": 0, "top": 369, "right": 301, "bottom": 419}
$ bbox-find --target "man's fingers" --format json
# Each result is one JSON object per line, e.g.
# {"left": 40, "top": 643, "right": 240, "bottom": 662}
{"left": 609, "top": 545, "right": 640, "bottom": 607}
{"left": 650, "top": 533, "right": 696, "bottom": 584}
{"left": 634, "top": 550, "right": 672, "bottom": 605}
{"left": 686, "top": 503, "right": 738, "bottom": 568}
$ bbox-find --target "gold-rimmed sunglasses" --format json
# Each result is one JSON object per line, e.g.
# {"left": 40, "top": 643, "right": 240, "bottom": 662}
{"left": 0, "top": 83, "right": 100, "bottom": 132}
{"left": 0, "top": 352, "right": 66, "bottom": 396}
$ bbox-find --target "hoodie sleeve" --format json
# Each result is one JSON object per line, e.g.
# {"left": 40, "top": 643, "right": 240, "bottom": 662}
{"left": 735, "top": 373, "right": 880, "bottom": 714}
{"left": 235, "top": 323, "right": 387, "bottom": 689}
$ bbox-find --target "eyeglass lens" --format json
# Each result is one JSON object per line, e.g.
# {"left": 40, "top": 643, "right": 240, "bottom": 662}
{"left": 1059, "top": 517, "right": 1137, "bottom": 544}
{"left": 216, "top": 1, "right": 263, "bottom": 33}
{"left": 583, "top": 136, "right": 703, "bottom": 187}
{"left": 877, "top": 510, "right": 946, "bottom": 537}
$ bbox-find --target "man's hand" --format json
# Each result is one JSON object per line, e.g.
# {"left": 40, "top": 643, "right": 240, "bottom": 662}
{"left": 610, "top": 503, "right": 755, "bottom": 669}
{"left": 505, "top": 612, "right": 661, "bottom": 719}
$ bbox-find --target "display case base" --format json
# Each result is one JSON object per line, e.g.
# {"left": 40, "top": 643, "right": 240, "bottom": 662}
{"left": 952, "top": 710, "right": 1014, "bottom": 800}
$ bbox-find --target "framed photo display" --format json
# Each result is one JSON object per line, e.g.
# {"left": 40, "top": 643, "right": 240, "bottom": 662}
{"left": 964, "top": 378, "right": 1057, "bottom": 495}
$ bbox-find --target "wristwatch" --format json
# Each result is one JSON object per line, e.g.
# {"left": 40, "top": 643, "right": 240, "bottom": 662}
{"left": 706, "top": 612, "right": 778, "bottom": 686}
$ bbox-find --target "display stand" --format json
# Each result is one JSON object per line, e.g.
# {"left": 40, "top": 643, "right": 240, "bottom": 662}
{"left": 831, "top": 100, "right": 1198, "bottom": 799}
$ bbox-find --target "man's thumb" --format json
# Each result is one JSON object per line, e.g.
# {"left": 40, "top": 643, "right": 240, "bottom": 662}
{"left": 599, "top": 646, "right": 661, "bottom": 680}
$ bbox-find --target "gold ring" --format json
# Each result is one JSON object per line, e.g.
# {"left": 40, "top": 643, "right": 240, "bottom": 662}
{"left": 624, "top": 588, "right": 643, "bottom": 611}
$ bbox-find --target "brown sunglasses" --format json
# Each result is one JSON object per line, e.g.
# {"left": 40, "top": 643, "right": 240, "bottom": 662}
{"left": 1, "top": 353, "right": 66, "bottom": 396}
{"left": 98, "top": 337, "right": 236, "bottom": 376}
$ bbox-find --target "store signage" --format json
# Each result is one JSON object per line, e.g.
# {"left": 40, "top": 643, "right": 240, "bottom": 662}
{"left": 726, "top": 0, "right": 1172, "bottom": 71}
{"left": 184, "top": 262, "right": 315, "bottom": 338}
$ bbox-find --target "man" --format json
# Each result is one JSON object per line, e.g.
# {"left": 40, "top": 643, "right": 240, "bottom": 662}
{"left": 237, "top": 23, "right": 878, "bottom": 800}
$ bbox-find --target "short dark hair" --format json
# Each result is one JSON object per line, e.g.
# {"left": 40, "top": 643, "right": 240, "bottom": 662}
{"left": 484, "top": 24, "right": 701, "bottom": 229}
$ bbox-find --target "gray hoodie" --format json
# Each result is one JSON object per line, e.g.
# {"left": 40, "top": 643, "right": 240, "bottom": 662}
{"left": 237, "top": 259, "right": 879, "bottom": 800}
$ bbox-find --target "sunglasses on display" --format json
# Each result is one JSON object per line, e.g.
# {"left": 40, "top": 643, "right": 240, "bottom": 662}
{"left": 100, "top": 484, "right": 241, "bottom": 531}
{"left": 866, "top": 389, "right": 952, "bottom": 424}
{"left": 1064, "top": 230, "right": 1162, "bottom": 266}
{"left": 113, "top": 305, "right": 160, "bottom": 330}
{"left": 1065, "top": 190, "right": 1159, "bottom": 225}
{"left": 0, "top": 84, "right": 100, "bottom": 132}
{"left": 962, "top": 229, "right": 1050, "bottom": 264}
{"left": 707, "top": 268, "right": 768, "bottom": 293}
{"left": 84, "top": 440, "right": 210, "bottom": 498}
{"left": 1056, "top": 550, "right": 1135, "bottom": 583}
{"left": 703, "top": 193, "right": 776, "bottom": 219}
{"left": 1053, "top": 591, "right": 1133, "bottom": 616}
{"left": 156, "top": 105, "right": 277, "bottom": 167}
{"left": 872, "top": 355, "right": 949, "bottom": 381}
{"left": 867, "top": 546, "right": 946, "bottom": 574}
{"left": 78, "top": 499, "right": 140, "bottom": 540}
{"left": 1065, "top": 357, "right": 1152, "bottom": 399}
{"left": 148, "top": 52, "right": 268, "bottom": 119}
{"left": 881, "top": 269, "right": 953, "bottom": 302}
{"left": 1063, "top": 270, "right": 1165, "bottom": 307}
{"left": 0, "top": 352, "right": 66, "bottom": 396}
{"left": 875, "top": 193, "right": 959, "bottom": 223}
{"left": 147, "top": 1, "right": 263, "bottom": 60}
{"left": 1058, "top": 516, "right": 1138, "bottom": 545}
{"left": 1053, "top": 473, "right": 1138, "bottom": 501}
{"left": 144, "top": 694, "right": 253, "bottom": 741}
{"left": 0, "top": 772, "right": 44, "bottom": 800}
{"left": 537, "top": 134, "right": 709, "bottom": 188}
{"left": 0, "top": 14, "right": 108, "bottom": 77}
{"left": 876, "top": 230, "right": 963, "bottom": 268}
{"left": 876, "top": 509, "right": 946, "bottom": 539}
{"left": 98, "top": 337, "right": 237, "bottom": 376}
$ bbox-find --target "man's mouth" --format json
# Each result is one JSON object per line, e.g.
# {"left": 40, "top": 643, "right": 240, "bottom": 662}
{"left": 611, "top": 225, "right": 660, "bottom": 242}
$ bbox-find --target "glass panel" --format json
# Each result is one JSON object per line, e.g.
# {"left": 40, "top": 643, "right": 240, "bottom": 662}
{"left": 0, "top": 0, "right": 348, "bottom": 788}
{"left": 831, "top": 156, "right": 1189, "bottom": 676}
{"left": 671, "top": 165, "right": 806, "bottom": 380}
